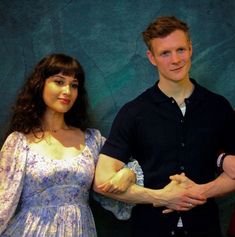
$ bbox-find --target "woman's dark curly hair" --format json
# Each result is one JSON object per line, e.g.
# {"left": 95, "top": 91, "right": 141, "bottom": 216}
{"left": 6, "top": 53, "right": 90, "bottom": 137}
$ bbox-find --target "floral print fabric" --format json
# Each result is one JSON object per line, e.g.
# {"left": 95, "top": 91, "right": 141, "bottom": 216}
{"left": 0, "top": 129, "right": 101, "bottom": 237}
{"left": 0, "top": 129, "right": 143, "bottom": 237}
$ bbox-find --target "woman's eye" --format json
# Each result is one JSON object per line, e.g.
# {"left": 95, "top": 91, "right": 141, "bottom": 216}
{"left": 55, "top": 80, "right": 64, "bottom": 85}
{"left": 71, "top": 83, "right": 78, "bottom": 89}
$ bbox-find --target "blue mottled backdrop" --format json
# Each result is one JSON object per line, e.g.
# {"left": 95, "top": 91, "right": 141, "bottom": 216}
{"left": 0, "top": 0, "right": 235, "bottom": 236}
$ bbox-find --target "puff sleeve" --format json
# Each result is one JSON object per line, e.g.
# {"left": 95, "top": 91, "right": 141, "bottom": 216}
{"left": 92, "top": 159, "right": 144, "bottom": 220}
{"left": 88, "top": 129, "right": 144, "bottom": 220}
{"left": 0, "top": 132, "right": 28, "bottom": 234}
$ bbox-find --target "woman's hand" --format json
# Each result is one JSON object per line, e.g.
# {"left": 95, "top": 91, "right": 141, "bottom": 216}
{"left": 97, "top": 168, "right": 136, "bottom": 194}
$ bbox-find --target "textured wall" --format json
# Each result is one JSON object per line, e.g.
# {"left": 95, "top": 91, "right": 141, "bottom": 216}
{"left": 0, "top": 0, "right": 235, "bottom": 236}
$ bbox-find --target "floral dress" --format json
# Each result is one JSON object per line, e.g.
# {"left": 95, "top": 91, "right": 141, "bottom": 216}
{"left": 0, "top": 129, "right": 143, "bottom": 237}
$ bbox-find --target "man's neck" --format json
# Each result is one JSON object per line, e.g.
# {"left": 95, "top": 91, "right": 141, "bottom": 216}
{"left": 158, "top": 79, "right": 194, "bottom": 106}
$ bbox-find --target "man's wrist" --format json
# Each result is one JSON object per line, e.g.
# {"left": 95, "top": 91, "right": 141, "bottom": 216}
{"left": 217, "top": 153, "right": 229, "bottom": 172}
{"left": 198, "top": 182, "right": 214, "bottom": 199}
{"left": 146, "top": 188, "right": 166, "bottom": 207}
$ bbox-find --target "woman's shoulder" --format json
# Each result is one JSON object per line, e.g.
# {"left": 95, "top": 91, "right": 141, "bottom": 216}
{"left": 85, "top": 128, "right": 105, "bottom": 148}
{"left": 4, "top": 131, "right": 27, "bottom": 145}
{"left": 1, "top": 131, "right": 28, "bottom": 159}
{"left": 85, "top": 128, "right": 102, "bottom": 138}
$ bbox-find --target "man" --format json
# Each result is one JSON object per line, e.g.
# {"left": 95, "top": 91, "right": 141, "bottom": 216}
{"left": 94, "top": 16, "right": 235, "bottom": 237}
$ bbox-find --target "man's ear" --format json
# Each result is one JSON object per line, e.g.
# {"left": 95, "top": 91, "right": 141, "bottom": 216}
{"left": 189, "top": 41, "right": 193, "bottom": 57}
{"left": 146, "top": 50, "right": 157, "bottom": 67}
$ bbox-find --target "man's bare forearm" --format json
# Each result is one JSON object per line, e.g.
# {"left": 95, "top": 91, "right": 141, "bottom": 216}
{"left": 94, "top": 182, "right": 165, "bottom": 205}
{"left": 93, "top": 180, "right": 206, "bottom": 211}
{"left": 197, "top": 172, "right": 235, "bottom": 198}
{"left": 94, "top": 154, "right": 206, "bottom": 211}
{"left": 223, "top": 155, "right": 235, "bottom": 179}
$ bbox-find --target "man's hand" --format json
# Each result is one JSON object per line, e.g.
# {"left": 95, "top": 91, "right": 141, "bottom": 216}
{"left": 170, "top": 173, "right": 204, "bottom": 194}
{"left": 97, "top": 168, "right": 135, "bottom": 194}
{"left": 153, "top": 174, "right": 207, "bottom": 213}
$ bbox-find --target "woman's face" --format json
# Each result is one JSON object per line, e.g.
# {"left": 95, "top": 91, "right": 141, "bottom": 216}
{"left": 42, "top": 73, "right": 78, "bottom": 114}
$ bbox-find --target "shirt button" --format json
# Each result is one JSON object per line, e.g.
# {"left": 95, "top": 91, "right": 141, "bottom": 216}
{"left": 171, "top": 230, "right": 175, "bottom": 235}
{"left": 180, "top": 166, "right": 185, "bottom": 171}
{"left": 181, "top": 142, "right": 185, "bottom": 147}
{"left": 180, "top": 119, "right": 184, "bottom": 123}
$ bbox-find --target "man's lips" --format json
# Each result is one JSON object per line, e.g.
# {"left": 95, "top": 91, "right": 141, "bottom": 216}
{"left": 171, "top": 66, "right": 184, "bottom": 71}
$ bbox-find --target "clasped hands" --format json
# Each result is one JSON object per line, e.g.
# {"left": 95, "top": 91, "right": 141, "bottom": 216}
{"left": 156, "top": 173, "right": 207, "bottom": 214}
{"left": 97, "top": 168, "right": 207, "bottom": 213}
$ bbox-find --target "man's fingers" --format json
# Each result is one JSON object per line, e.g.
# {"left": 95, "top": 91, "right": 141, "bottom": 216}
{"left": 170, "top": 174, "right": 187, "bottom": 183}
{"left": 162, "top": 208, "right": 174, "bottom": 214}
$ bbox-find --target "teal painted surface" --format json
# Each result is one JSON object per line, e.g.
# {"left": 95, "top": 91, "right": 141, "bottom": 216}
{"left": 0, "top": 0, "right": 235, "bottom": 236}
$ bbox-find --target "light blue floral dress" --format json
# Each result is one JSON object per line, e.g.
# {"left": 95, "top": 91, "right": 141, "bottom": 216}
{"left": 0, "top": 129, "right": 143, "bottom": 237}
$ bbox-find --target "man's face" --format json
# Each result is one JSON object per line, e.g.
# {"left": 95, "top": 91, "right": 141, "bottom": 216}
{"left": 147, "top": 30, "right": 192, "bottom": 83}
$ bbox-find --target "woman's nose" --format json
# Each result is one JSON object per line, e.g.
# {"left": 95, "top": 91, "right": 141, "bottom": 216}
{"left": 63, "top": 85, "right": 71, "bottom": 94}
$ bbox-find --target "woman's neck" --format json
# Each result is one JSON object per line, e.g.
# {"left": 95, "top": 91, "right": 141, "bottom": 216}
{"left": 42, "top": 111, "right": 69, "bottom": 133}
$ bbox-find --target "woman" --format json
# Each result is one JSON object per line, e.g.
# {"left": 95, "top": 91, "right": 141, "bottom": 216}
{"left": 0, "top": 54, "right": 140, "bottom": 236}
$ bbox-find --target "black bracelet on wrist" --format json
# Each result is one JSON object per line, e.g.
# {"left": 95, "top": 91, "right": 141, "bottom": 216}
{"left": 217, "top": 153, "right": 229, "bottom": 172}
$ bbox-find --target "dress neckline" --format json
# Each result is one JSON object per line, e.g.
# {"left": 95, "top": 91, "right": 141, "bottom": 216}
{"left": 24, "top": 129, "right": 90, "bottom": 162}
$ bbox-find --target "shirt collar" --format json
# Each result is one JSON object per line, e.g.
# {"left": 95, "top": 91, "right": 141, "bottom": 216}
{"left": 148, "top": 79, "right": 207, "bottom": 105}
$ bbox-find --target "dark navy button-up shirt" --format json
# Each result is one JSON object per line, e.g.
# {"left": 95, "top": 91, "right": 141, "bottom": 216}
{"left": 101, "top": 79, "right": 235, "bottom": 236}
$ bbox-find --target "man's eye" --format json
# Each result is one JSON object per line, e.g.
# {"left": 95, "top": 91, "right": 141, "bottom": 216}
{"left": 178, "top": 48, "right": 185, "bottom": 53}
{"left": 160, "top": 51, "right": 170, "bottom": 57}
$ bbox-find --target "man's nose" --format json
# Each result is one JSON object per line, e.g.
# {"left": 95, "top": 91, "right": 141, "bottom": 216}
{"left": 171, "top": 52, "right": 181, "bottom": 63}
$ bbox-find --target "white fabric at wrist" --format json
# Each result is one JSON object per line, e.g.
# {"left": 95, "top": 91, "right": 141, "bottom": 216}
{"left": 217, "top": 152, "right": 228, "bottom": 171}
